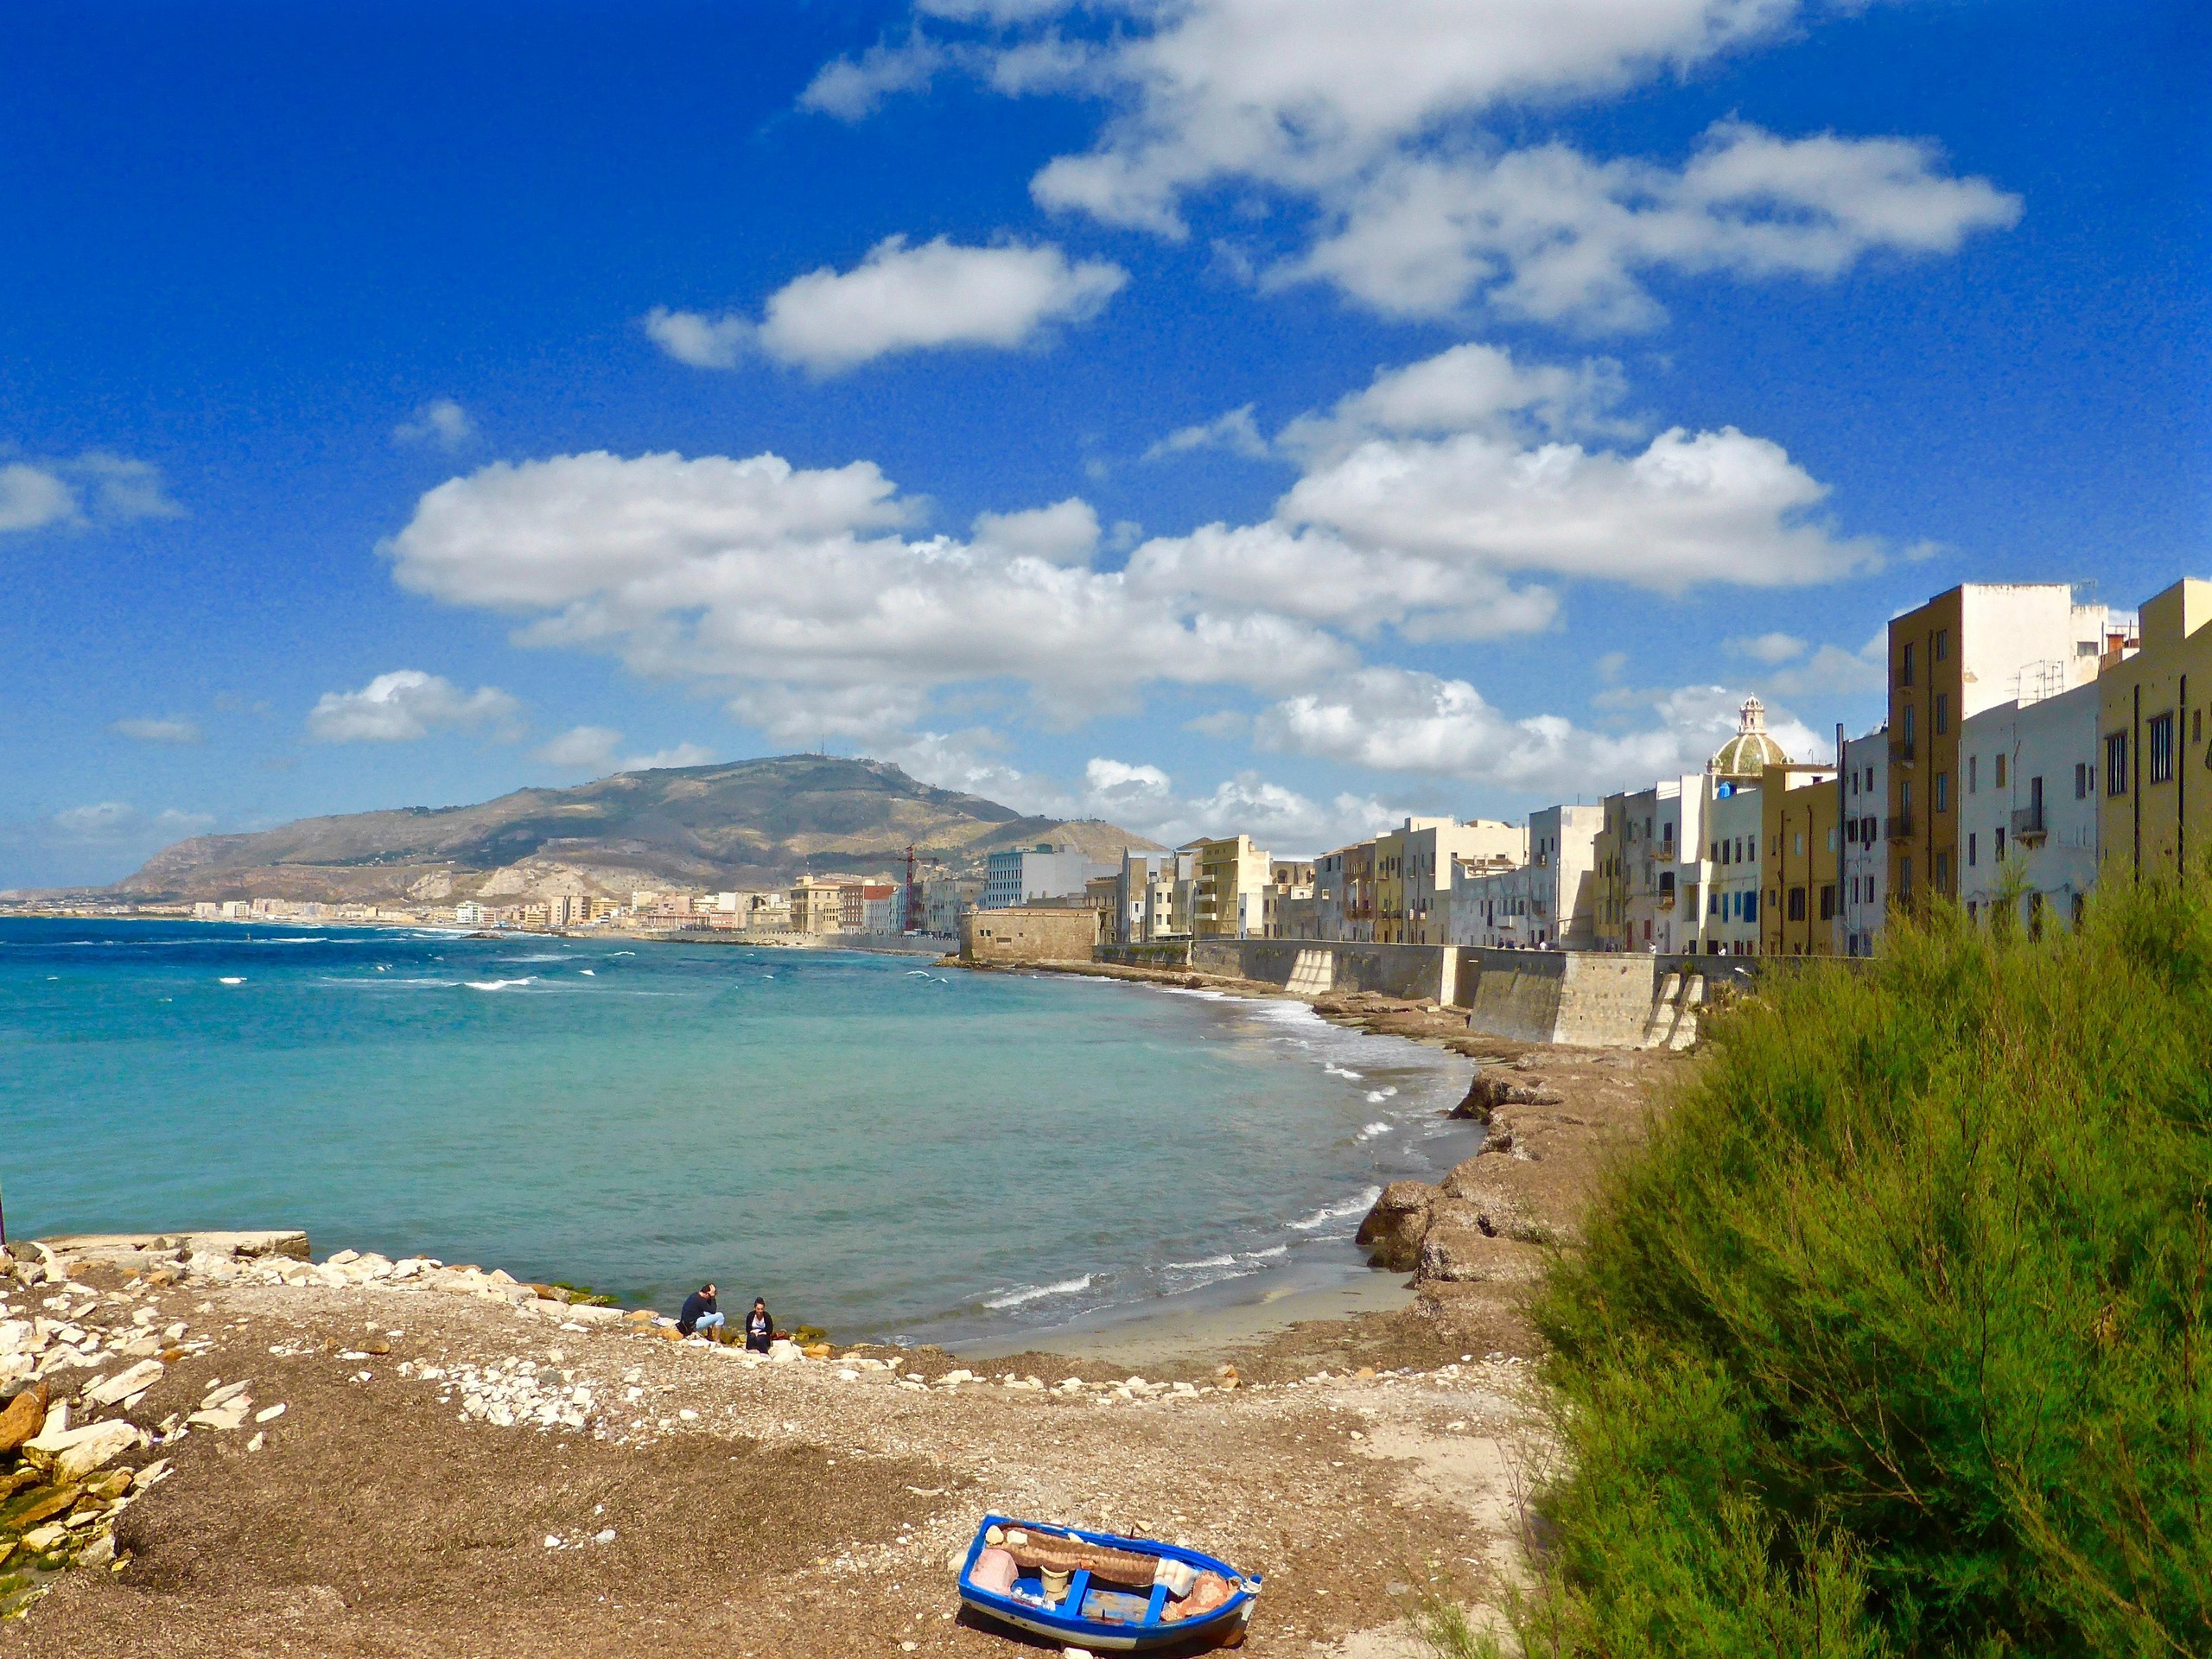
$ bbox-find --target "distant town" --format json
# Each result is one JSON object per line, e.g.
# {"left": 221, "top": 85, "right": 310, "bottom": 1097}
{"left": 18, "top": 576, "right": 2207, "bottom": 968}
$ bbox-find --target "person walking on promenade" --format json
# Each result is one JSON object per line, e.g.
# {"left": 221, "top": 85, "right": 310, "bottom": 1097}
{"left": 677, "top": 1281, "right": 724, "bottom": 1340}
{"left": 744, "top": 1297, "right": 773, "bottom": 1353}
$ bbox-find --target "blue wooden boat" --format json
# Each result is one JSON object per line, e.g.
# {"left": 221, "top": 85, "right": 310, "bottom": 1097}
{"left": 956, "top": 1513, "right": 1261, "bottom": 1651}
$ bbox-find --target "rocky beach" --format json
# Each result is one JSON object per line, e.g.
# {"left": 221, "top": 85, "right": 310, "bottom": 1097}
{"left": 0, "top": 988, "right": 1681, "bottom": 1656}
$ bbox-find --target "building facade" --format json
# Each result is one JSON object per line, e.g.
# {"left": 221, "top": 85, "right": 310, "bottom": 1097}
{"left": 2099, "top": 578, "right": 2212, "bottom": 886}
{"left": 982, "top": 843, "right": 1114, "bottom": 910}
{"left": 1758, "top": 763, "right": 1841, "bottom": 957}
{"left": 1192, "top": 835, "right": 1271, "bottom": 939}
{"left": 1839, "top": 730, "right": 1889, "bottom": 956}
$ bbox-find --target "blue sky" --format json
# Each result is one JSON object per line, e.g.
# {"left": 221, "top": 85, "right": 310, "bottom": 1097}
{"left": 3, "top": 0, "right": 2205, "bottom": 887}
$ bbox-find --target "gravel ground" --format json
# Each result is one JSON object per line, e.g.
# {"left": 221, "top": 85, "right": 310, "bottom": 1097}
{"left": 1, "top": 1270, "right": 1546, "bottom": 1658}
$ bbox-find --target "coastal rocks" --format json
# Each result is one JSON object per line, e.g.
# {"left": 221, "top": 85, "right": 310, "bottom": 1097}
{"left": 82, "top": 1359, "right": 164, "bottom": 1410}
{"left": 1355, "top": 1182, "right": 1443, "bottom": 1272}
{"left": 34, "top": 1419, "right": 145, "bottom": 1484}
{"left": 1414, "top": 1229, "right": 1546, "bottom": 1287}
{"left": 1439, "top": 1160, "right": 1549, "bottom": 1245}
{"left": 1446, "top": 1071, "right": 1561, "bottom": 1123}
{"left": 0, "top": 1387, "right": 46, "bottom": 1456}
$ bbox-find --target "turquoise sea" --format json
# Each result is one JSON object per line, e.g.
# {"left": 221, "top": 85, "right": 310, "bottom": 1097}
{"left": 0, "top": 919, "right": 1477, "bottom": 1344}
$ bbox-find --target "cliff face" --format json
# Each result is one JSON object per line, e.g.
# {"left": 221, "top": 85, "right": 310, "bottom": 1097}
{"left": 114, "top": 754, "right": 1163, "bottom": 902}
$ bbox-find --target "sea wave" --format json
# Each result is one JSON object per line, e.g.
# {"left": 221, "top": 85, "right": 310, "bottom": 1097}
{"left": 464, "top": 977, "right": 538, "bottom": 991}
{"left": 495, "top": 954, "right": 570, "bottom": 963}
{"left": 1357, "top": 1121, "right": 1391, "bottom": 1139}
{"left": 1364, "top": 1086, "right": 1399, "bottom": 1103}
{"left": 1164, "top": 1253, "right": 1236, "bottom": 1272}
{"left": 1287, "top": 1186, "right": 1382, "bottom": 1232}
{"left": 1324, "top": 1064, "right": 1363, "bottom": 1079}
{"left": 983, "top": 1274, "right": 1095, "bottom": 1310}
{"left": 1243, "top": 1244, "right": 1289, "bottom": 1260}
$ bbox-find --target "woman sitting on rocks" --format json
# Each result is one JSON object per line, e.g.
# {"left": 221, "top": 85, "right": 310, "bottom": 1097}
{"left": 744, "top": 1298, "right": 773, "bottom": 1353}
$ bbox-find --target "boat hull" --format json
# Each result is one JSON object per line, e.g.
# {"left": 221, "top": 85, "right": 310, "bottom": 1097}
{"left": 956, "top": 1514, "right": 1259, "bottom": 1653}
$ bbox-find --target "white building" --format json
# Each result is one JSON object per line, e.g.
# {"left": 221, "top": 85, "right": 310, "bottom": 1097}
{"left": 1958, "top": 678, "right": 2100, "bottom": 932}
{"left": 1446, "top": 804, "right": 1600, "bottom": 949}
{"left": 861, "top": 885, "right": 906, "bottom": 934}
{"left": 1839, "top": 730, "right": 1888, "bottom": 956}
{"left": 1701, "top": 785, "right": 1764, "bottom": 954}
{"left": 982, "top": 843, "right": 1115, "bottom": 910}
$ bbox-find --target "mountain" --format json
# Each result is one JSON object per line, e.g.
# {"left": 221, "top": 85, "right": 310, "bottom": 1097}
{"left": 112, "top": 755, "right": 1166, "bottom": 904}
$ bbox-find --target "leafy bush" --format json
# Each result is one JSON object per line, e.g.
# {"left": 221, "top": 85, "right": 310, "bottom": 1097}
{"left": 1524, "top": 874, "right": 2212, "bottom": 1657}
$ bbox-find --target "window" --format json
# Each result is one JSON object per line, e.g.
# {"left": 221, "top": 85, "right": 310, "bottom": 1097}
{"left": 1935, "top": 693, "right": 1949, "bottom": 735}
{"left": 2075, "top": 762, "right": 2088, "bottom": 799}
{"left": 1899, "top": 857, "right": 1913, "bottom": 899}
{"left": 1934, "top": 628, "right": 1948, "bottom": 662}
{"left": 1788, "top": 887, "right": 1807, "bottom": 922}
{"left": 1745, "top": 891, "right": 1759, "bottom": 923}
{"left": 2196, "top": 709, "right": 2203, "bottom": 744}
{"left": 1899, "top": 642, "right": 1916, "bottom": 688}
{"left": 1903, "top": 704, "right": 1916, "bottom": 743}
{"left": 1967, "top": 833, "right": 1977, "bottom": 868}
{"left": 1794, "top": 831, "right": 1804, "bottom": 856}
{"left": 2150, "top": 713, "right": 2175, "bottom": 784}
{"left": 1994, "top": 827, "right": 2005, "bottom": 861}
{"left": 1935, "top": 851, "right": 1950, "bottom": 893}
{"left": 1748, "top": 836, "right": 1758, "bottom": 861}
{"left": 1994, "top": 753, "right": 2006, "bottom": 788}
{"left": 1968, "top": 755, "right": 1978, "bottom": 793}
{"left": 1901, "top": 779, "right": 1912, "bottom": 813}
{"left": 1936, "top": 772, "right": 1949, "bottom": 812}
{"left": 2107, "top": 732, "right": 2129, "bottom": 796}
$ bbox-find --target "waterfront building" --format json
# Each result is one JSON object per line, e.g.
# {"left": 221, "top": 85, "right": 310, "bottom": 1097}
{"left": 1263, "top": 859, "right": 1316, "bottom": 938}
{"left": 1958, "top": 678, "right": 2101, "bottom": 932}
{"left": 1376, "top": 818, "right": 1522, "bottom": 944}
{"left": 982, "top": 842, "right": 1114, "bottom": 910}
{"left": 1758, "top": 760, "right": 1841, "bottom": 957}
{"left": 1839, "top": 730, "right": 1889, "bottom": 956}
{"left": 921, "top": 875, "right": 980, "bottom": 938}
{"left": 1703, "top": 784, "right": 1764, "bottom": 954}
{"left": 2097, "top": 577, "right": 2211, "bottom": 885}
{"left": 1445, "top": 804, "right": 1599, "bottom": 950}
{"left": 788, "top": 876, "right": 845, "bottom": 935}
{"left": 1192, "top": 835, "right": 1271, "bottom": 938}
{"left": 860, "top": 883, "right": 904, "bottom": 933}
{"left": 1886, "top": 583, "right": 2123, "bottom": 911}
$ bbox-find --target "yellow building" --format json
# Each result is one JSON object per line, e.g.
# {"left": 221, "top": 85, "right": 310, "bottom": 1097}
{"left": 788, "top": 875, "right": 845, "bottom": 935}
{"left": 1759, "top": 763, "right": 1842, "bottom": 957}
{"left": 1192, "top": 834, "right": 1270, "bottom": 938}
{"left": 2099, "top": 577, "right": 2212, "bottom": 882}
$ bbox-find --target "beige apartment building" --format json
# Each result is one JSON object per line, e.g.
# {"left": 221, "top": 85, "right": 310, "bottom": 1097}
{"left": 788, "top": 876, "right": 845, "bottom": 935}
{"left": 2099, "top": 577, "right": 2212, "bottom": 884}
{"left": 1191, "top": 835, "right": 1271, "bottom": 938}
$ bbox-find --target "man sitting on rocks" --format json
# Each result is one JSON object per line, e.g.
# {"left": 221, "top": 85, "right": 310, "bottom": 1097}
{"left": 677, "top": 1281, "right": 724, "bottom": 1341}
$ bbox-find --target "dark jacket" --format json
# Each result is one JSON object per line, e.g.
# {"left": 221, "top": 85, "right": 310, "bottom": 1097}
{"left": 745, "top": 1305, "right": 773, "bottom": 1350}
{"left": 677, "top": 1289, "right": 717, "bottom": 1335}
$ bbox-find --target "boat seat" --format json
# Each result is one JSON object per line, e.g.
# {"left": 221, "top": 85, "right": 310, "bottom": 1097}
{"left": 1143, "top": 1581, "right": 1169, "bottom": 1625}
{"left": 1066, "top": 1569, "right": 1091, "bottom": 1612}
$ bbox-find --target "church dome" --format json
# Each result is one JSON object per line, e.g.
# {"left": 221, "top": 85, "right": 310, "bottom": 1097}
{"left": 1708, "top": 696, "right": 1790, "bottom": 779}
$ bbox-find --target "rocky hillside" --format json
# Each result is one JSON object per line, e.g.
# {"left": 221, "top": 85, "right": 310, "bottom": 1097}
{"left": 114, "top": 754, "right": 1163, "bottom": 904}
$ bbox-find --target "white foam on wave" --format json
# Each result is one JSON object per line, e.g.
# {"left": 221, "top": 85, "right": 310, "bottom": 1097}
{"left": 464, "top": 976, "right": 538, "bottom": 991}
{"left": 1165, "top": 1253, "right": 1236, "bottom": 1272}
{"left": 983, "top": 1274, "right": 1094, "bottom": 1310}
{"left": 1287, "top": 1185, "right": 1382, "bottom": 1232}
{"left": 1364, "top": 1086, "right": 1400, "bottom": 1103}
{"left": 218, "top": 976, "right": 245, "bottom": 986}
{"left": 579, "top": 969, "right": 595, "bottom": 976}
{"left": 496, "top": 953, "right": 569, "bottom": 963}
{"left": 1325, "top": 1064, "right": 1363, "bottom": 1080}
{"left": 1243, "top": 1244, "right": 1289, "bottom": 1260}
{"left": 1358, "top": 1121, "right": 1391, "bottom": 1140}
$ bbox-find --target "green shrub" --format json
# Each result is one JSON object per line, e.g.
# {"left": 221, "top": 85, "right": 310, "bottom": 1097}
{"left": 1526, "top": 874, "right": 2212, "bottom": 1658}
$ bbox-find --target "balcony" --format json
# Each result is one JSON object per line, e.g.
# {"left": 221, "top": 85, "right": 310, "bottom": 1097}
{"left": 1889, "top": 738, "right": 1916, "bottom": 766}
{"left": 1885, "top": 814, "right": 1916, "bottom": 842}
{"left": 2011, "top": 806, "right": 2047, "bottom": 845}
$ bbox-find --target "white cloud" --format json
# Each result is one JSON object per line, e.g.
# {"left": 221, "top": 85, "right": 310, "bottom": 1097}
{"left": 109, "top": 716, "right": 204, "bottom": 745}
{"left": 1256, "top": 665, "right": 1823, "bottom": 797}
{"left": 620, "top": 742, "right": 718, "bottom": 772}
{"left": 760, "top": 236, "right": 1128, "bottom": 373}
{"left": 0, "top": 453, "right": 181, "bottom": 533}
{"left": 650, "top": 238, "right": 1128, "bottom": 375}
{"left": 971, "top": 497, "right": 1100, "bottom": 564}
{"left": 535, "top": 724, "right": 623, "bottom": 771}
{"left": 1729, "top": 631, "right": 1806, "bottom": 664}
{"left": 643, "top": 307, "right": 753, "bottom": 370}
{"left": 1277, "top": 342, "right": 1630, "bottom": 459}
{"left": 1144, "top": 404, "right": 1270, "bottom": 461}
{"left": 800, "top": 35, "right": 951, "bottom": 120}
{"left": 384, "top": 449, "right": 1355, "bottom": 728}
{"left": 307, "top": 671, "right": 524, "bottom": 743}
{"left": 1756, "top": 630, "right": 1888, "bottom": 698}
{"left": 1286, "top": 124, "right": 2024, "bottom": 327}
{"left": 826, "top": 4, "right": 2018, "bottom": 328}
{"left": 394, "top": 398, "right": 478, "bottom": 451}
{"left": 0, "top": 462, "right": 76, "bottom": 532}
{"left": 1279, "top": 421, "right": 1876, "bottom": 593}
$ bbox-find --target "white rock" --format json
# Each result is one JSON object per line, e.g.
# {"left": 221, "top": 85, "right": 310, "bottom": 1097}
{"left": 42, "top": 1418, "right": 146, "bottom": 1482}
{"left": 593, "top": 1528, "right": 616, "bottom": 1545}
{"left": 245, "top": 1431, "right": 265, "bottom": 1452}
{"left": 201, "top": 1378, "right": 252, "bottom": 1409}
{"left": 254, "top": 1402, "right": 286, "bottom": 1423}
{"left": 188, "top": 1404, "right": 249, "bottom": 1432}
{"left": 84, "top": 1358, "right": 165, "bottom": 1408}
